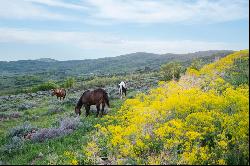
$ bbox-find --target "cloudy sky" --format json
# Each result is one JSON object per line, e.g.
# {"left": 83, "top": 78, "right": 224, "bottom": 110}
{"left": 0, "top": 0, "right": 249, "bottom": 61}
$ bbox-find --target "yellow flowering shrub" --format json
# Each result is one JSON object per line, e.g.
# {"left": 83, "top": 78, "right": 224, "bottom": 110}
{"left": 81, "top": 50, "right": 249, "bottom": 165}
{"left": 64, "top": 151, "right": 80, "bottom": 165}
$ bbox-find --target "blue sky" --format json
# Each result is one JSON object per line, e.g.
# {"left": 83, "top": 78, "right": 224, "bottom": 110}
{"left": 0, "top": 0, "right": 249, "bottom": 61}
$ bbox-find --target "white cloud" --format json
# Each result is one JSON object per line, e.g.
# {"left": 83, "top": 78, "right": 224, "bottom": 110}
{"left": 0, "top": 0, "right": 248, "bottom": 23}
{"left": 26, "top": 0, "right": 86, "bottom": 10}
{"left": 0, "top": 27, "right": 243, "bottom": 56}
{"left": 83, "top": 0, "right": 249, "bottom": 24}
{"left": 0, "top": 0, "right": 78, "bottom": 20}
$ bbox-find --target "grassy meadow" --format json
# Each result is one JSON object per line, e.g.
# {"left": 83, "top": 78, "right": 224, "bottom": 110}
{"left": 0, "top": 50, "right": 248, "bottom": 165}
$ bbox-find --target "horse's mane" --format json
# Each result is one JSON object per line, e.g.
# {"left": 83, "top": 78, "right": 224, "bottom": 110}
{"left": 76, "top": 97, "right": 83, "bottom": 108}
{"left": 83, "top": 90, "right": 90, "bottom": 95}
{"left": 76, "top": 90, "right": 90, "bottom": 108}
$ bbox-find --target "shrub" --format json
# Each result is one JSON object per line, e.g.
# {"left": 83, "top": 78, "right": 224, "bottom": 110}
{"left": 62, "top": 97, "right": 79, "bottom": 106}
{"left": 62, "top": 77, "right": 76, "bottom": 89}
{"left": 8, "top": 121, "right": 37, "bottom": 138}
{"left": 0, "top": 103, "right": 14, "bottom": 112}
{"left": 59, "top": 117, "right": 82, "bottom": 130}
{"left": 31, "top": 128, "right": 73, "bottom": 142}
{"left": 79, "top": 76, "right": 121, "bottom": 89}
{"left": 31, "top": 117, "right": 82, "bottom": 142}
{"left": 160, "top": 62, "right": 183, "bottom": 81}
{"left": 18, "top": 101, "right": 37, "bottom": 111}
{"left": 1, "top": 136, "right": 24, "bottom": 154}
{"left": 31, "top": 80, "right": 58, "bottom": 92}
{"left": 44, "top": 106, "right": 66, "bottom": 116}
{"left": 126, "top": 91, "right": 138, "bottom": 99}
{"left": 224, "top": 56, "right": 249, "bottom": 86}
{"left": 189, "top": 59, "right": 202, "bottom": 70}
{"left": 24, "top": 115, "right": 40, "bottom": 121}
{"left": 0, "top": 112, "right": 21, "bottom": 120}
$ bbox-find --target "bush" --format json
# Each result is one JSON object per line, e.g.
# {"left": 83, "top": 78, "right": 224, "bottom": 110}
{"left": 0, "top": 112, "right": 21, "bottom": 120}
{"left": 1, "top": 136, "right": 24, "bottom": 154}
{"left": 0, "top": 104, "right": 15, "bottom": 112}
{"left": 62, "top": 97, "right": 79, "bottom": 106}
{"left": 1, "top": 122, "right": 36, "bottom": 154}
{"left": 59, "top": 117, "right": 82, "bottom": 130}
{"left": 224, "top": 56, "right": 249, "bottom": 86}
{"left": 62, "top": 77, "right": 76, "bottom": 89}
{"left": 126, "top": 91, "right": 138, "bottom": 99}
{"left": 31, "top": 81, "right": 58, "bottom": 92}
{"left": 44, "top": 106, "right": 66, "bottom": 116}
{"left": 160, "top": 62, "right": 183, "bottom": 81}
{"left": 24, "top": 115, "right": 40, "bottom": 121}
{"left": 189, "top": 58, "right": 204, "bottom": 70}
{"left": 31, "top": 117, "right": 82, "bottom": 142}
{"left": 8, "top": 121, "right": 37, "bottom": 138}
{"left": 80, "top": 76, "right": 121, "bottom": 89}
{"left": 31, "top": 128, "right": 73, "bottom": 142}
{"left": 18, "top": 101, "right": 37, "bottom": 111}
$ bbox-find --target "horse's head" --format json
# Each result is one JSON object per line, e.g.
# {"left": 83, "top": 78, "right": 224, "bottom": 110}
{"left": 51, "top": 89, "right": 56, "bottom": 96}
{"left": 51, "top": 89, "right": 54, "bottom": 96}
{"left": 51, "top": 89, "right": 61, "bottom": 96}
{"left": 75, "top": 107, "right": 81, "bottom": 116}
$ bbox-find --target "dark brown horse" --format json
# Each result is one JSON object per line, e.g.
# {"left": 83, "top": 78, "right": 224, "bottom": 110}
{"left": 51, "top": 88, "right": 66, "bottom": 100}
{"left": 75, "top": 88, "right": 110, "bottom": 117}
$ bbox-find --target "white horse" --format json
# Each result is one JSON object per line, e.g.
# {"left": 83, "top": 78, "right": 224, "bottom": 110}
{"left": 118, "top": 81, "right": 127, "bottom": 99}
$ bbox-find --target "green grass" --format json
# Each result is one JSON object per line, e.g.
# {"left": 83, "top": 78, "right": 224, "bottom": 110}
{"left": 0, "top": 97, "right": 126, "bottom": 165}
{"left": 2, "top": 119, "right": 96, "bottom": 164}
{"left": 0, "top": 120, "right": 23, "bottom": 141}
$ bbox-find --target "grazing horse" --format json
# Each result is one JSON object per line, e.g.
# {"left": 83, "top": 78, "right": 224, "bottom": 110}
{"left": 118, "top": 81, "right": 127, "bottom": 99}
{"left": 51, "top": 88, "right": 66, "bottom": 100}
{"left": 75, "top": 88, "right": 110, "bottom": 117}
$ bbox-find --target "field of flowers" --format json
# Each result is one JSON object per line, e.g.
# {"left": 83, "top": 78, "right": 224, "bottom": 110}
{"left": 79, "top": 50, "right": 249, "bottom": 165}
{"left": 0, "top": 50, "right": 248, "bottom": 165}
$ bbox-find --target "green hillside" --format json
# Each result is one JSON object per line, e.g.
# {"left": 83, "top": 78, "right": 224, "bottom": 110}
{"left": 0, "top": 50, "right": 233, "bottom": 96}
{"left": 0, "top": 50, "right": 233, "bottom": 75}
{"left": 0, "top": 50, "right": 248, "bottom": 165}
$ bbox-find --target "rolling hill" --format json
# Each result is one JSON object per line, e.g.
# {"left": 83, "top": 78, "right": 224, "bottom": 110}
{"left": 0, "top": 50, "right": 234, "bottom": 96}
{"left": 0, "top": 50, "right": 233, "bottom": 76}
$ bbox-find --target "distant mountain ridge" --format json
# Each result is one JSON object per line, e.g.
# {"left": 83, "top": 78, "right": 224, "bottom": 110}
{"left": 35, "top": 58, "right": 58, "bottom": 62}
{"left": 0, "top": 50, "right": 234, "bottom": 76}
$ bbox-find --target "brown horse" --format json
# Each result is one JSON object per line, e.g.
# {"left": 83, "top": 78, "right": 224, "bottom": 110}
{"left": 51, "top": 88, "right": 66, "bottom": 100}
{"left": 75, "top": 88, "right": 110, "bottom": 117}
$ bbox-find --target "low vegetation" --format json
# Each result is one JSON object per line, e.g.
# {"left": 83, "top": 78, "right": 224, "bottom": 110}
{"left": 0, "top": 50, "right": 248, "bottom": 165}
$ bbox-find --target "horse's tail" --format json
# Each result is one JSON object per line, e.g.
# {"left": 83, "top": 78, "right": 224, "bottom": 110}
{"left": 64, "top": 89, "right": 67, "bottom": 97}
{"left": 104, "top": 91, "right": 110, "bottom": 107}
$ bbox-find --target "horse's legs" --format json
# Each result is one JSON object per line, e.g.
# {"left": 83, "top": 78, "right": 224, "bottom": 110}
{"left": 96, "top": 104, "right": 100, "bottom": 117}
{"left": 121, "top": 90, "right": 124, "bottom": 99}
{"left": 119, "top": 87, "right": 122, "bottom": 99}
{"left": 85, "top": 105, "right": 90, "bottom": 117}
{"left": 101, "top": 102, "right": 105, "bottom": 117}
{"left": 118, "top": 87, "right": 121, "bottom": 95}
